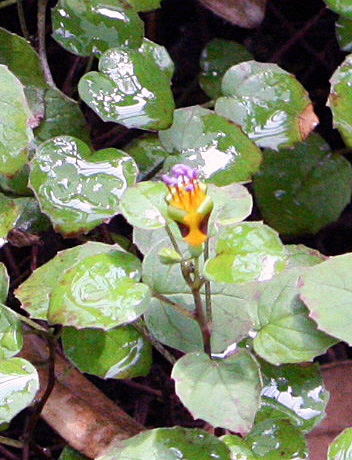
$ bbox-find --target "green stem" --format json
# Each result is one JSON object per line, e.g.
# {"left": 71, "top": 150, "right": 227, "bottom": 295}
{"left": 192, "top": 288, "right": 211, "bottom": 355}
{"left": 37, "top": 0, "right": 54, "bottom": 85}
{"left": 0, "top": 0, "right": 17, "bottom": 9}
{"left": 153, "top": 292, "right": 195, "bottom": 319}
{"left": 0, "top": 435, "right": 23, "bottom": 449}
{"left": 15, "top": 312, "right": 49, "bottom": 334}
{"left": 204, "top": 241, "right": 212, "bottom": 324}
{"left": 17, "top": 0, "right": 30, "bottom": 40}
{"left": 134, "top": 319, "right": 176, "bottom": 365}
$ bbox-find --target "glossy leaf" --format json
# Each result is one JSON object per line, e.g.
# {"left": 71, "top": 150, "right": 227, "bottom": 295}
{"left": 78, "top": 48, "right": 175, "bottom": 130}
{"left": 328, "top": 427, "right": 352, "bottom": 460}
{"left": 248, "top": 268, "right": 336, "bottom": 365}
{"left": 15, "top": 242, "right": 125, "bottom": 320}
{"left": 220, "top": 435, "right": 255, "bottom": 459}
{"left": 99, "top": 427, "right": 231, "bottom": 460}
{"left": 160, "top": 106, "right": 262, "bottom": 185}
{"left": 0, "top": 264, "right": 9, "bottom": 304}
{"left": 29, "top": 136, "right": 138, "bottom": 236}
{"left": 62, "top": 325, "right": 152, "bottom": 379}
{"left": 139, "top": 38, "right": 174, "bottom": 81}
{"left": 48, "top": 251, "right": 150, "bottom": 329}
{"left": 328, "top": 53, "right": 352, "bottom": 147}
{"left": 259, "top": 361, "right": 329, "bottom": 433}
{"left": 300, "top": 253, "right": 352, "bottom": 345}
{"left": 52, "top": 0, "right": 144, "bottom": 56}
{"left": 336, "top": 17, "right": 352, "bottom": 52}
{"left": 199, "top": 38, "right": 253, "bottom": 99}
{"left": 0, "top": 357, "right": 39, "bottom": 424}
{"left": 0, "top": 65, "right": 33, "bottom": 176}
{"left": 120, "top": 181, "right": 168, "bottom": 229}
{"left": 203, "top": 222, "right": 287, "bottom": 284}
{"left": 253, "top": 134, "right": 352, "bottom": 235}
{"left": 35, "top": 87, "right": 91, "bottom": 145}
{"left": 172, "top": 350, "right": 262, "bottom": 434}
{"left": 324, "top": 0, "right": 352, "bottom": 18}
{"left": 0, "top": 304, "right": 23, "bottom": 359}
{"left": 125, "top": 0, "right": 161, "bottom": 11}
{"left": 215, "top": 61, "right": 318, "bottom": 150}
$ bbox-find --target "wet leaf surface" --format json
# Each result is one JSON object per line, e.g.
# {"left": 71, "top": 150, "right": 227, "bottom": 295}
{"left": 324, "top": 0, "right": 352, "bottom": 18}
{"left": 336, "top": 17, "right": 352, "bottom": 52}
{"left": 328, "top": 427, "right": 352, "bottom": 459}
{"left": 0, "top": 304, "right": 23, "bottom": 359}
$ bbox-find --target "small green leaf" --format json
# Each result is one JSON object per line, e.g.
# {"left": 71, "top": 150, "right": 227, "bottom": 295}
{"left": 172, "top": 351, "right": 262, "bottom": 434}
{"left": 0, "top": 65, "right": 33, "bottom": 176}
{"left": 249, "top": 268, "right": 336, "bottom": 365}
{"left": 300, "top": 253, "right": 352, "bottom": 345}
{"left": 324, "top": 0, "right": 352, "bottom": 18}
{"left": 336, "top": 17, "right": 352, "bottom": 52}
{"left": 259, "top": 361, "right": 329, "bottom": 433}
{"left": 125, "top": 0, "right": 161, "bottom": 12}
{"left": 52, "top": 0, "right": 144, "bottom": 56}
{"left": 220, "top": 435, "right": 255, "bottom": 460}
{"left": 59, "top": 446, "right": 89, "bottom": 460}
{"left": 29, "top": 136, "right": 138, "bottom": 236}
{"left": 0, "top": 264, "right": 9, "bottom": 303}
{"left": 215, "top": 61, "right": 318, "bottom": 150}
{"left": 98, "top": 427, "right": 231, "bottom": 460}
{"left": 15, "top": 242, "right": 124, "bottom": 319}
{"left": 199, "top": 38, "right": 253, "bottom": 99}
{"left": 62, "top": 325, "right": 152, "bottom": 379}
{"left": 203, "top": 222, "right": 287, "bottom": 284}
{"left": 48, "top": 251, "right": 150, "bottom": 329}
{"left": 253, "top": 134, "right": 352, "bottom": 235}
{"left": 78, "top": 48, "right": 175, "bottom": 130}
{"left": 160, "top": 106, "right": 262, "bottom": 185}
{"left": 0, "top": 304, "right": 22, "bottom": 359}
{"left": 158, "top": 247, "right": 183, "bottom": 264}
{"left": 328, "top": 53, "right": 352, "bottom": 147}
{"left": 120, "top": 181, "right": 168, "bottom": 229}
{"left": 0, "top": 357, "right": 39, "bottom": 424}
{"left": 328, "top": 427, "right": 352, "bottom": 459}
{"left": 139, "top": 38, "right": 174, "bottom": 81}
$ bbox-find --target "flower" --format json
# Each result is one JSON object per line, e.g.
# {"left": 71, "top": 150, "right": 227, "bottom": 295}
{"left": 162, "top": 164, "right": 213, "bottom": 246}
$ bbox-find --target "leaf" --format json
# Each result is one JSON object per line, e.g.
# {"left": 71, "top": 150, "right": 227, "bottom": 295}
{"left": 328, "top": 53, "right": 352, "bottom": 147}
{"left": 0, "top": 193, "right": 21, "bottom": 248}
{"left": 215, "top": 61, "right": 318, "bottom": 150}
{"left": 259, "top": 361, "right": 329, "bottom": 433}
{"left": 328, "top": 427, "right": 352, "bottom": 460}
{"left": 300, "top": 253, "right": 352, "bottom": 345}
{"left": 284, "top": 244, "right": 325, "bottom": 269}
{"left": 15, "top": 242, "right": 125, "bottom": 320}
{"left": 0, "top": 357, "right": 39, "bottom": 424}
{"left": 0, "top": 264, "right": 9, "bottom": 304}
{"left": 120, "top": 181, "right": 168, "bottom": 229}
{"left": 0, "top": 65, "right": 33, "bottom": 176}
{"left": 98, "top": 427, "right": 231, "bottom": 460}
{"left": 199, "top": 38, "right": 253, "bottom": 99}
{"left": 171, "top": 350, "right": 262, "bottom": 434}
{"left": 0, "top": 304, "right": 22, "bottom": 359}
{"left": 336, "top": 17, "right": 352, "bottom": 52}
{"left": 62, "top": 325, "right": 152, "bottom": 379}
{"left": 197, "top": 0, "right": 266, "bottom": 28}
{"left": 29, "top": 136, "right": 138, "bottom": 236}
{"left": 78, "top": 47, "right": 175, "bottom": 130}
{"left": 139, "top": 38, "right": 174, "bottom": 81}
{"left": 125, "top": 0, "right": 161, "bottom": 12}
{"left": 203, "top": 222, "right": 287, "bottom": 284}
{"left": 220, "top": 435, "right": 255, "bottom": 459}
{"left": 52, "top": 0, "right": 144, "bottom": 56}
{"left": 133, "top": 223, "right": 181, "bottom": 255}
{"left": 59, "top": 446, "right": 89, "bottom": 460}
{"left": 160, "top": 106, "right": 262, "bottom": 185}
{"left": 248, "top": 268, "right": 336, "bottom": 365}
{"left": 324, "top": 0, "right": 352, "bottom": 18}
{"left": 48, "top": 251, "right": 150, "bottom": 329}
{"left": 0, "top": 165, "right": 32, "bottom": 197}
{"left": 34, "top": 87, "right": 91, "bottom": 145}
{"left": 253, "top": 134, "right": 352, "bottom": 235}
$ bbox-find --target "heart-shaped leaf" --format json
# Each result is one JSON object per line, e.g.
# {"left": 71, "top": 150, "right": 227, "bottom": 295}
{"left": 215, "top": 61, "right": 318, "bottom": 150}
{"left": 52, "top": 0, "right": 144, "bottom": 56}
{"left": 78, "top": 48, "right": 175, "bottom": 130}
{"left": 0, "top": 65, "right": 33, "bottom": 176}
{"left": 160, "top": 106, "right": 262, "bottom": 185}
{"left": 253, "top": 134, "right": 352, "bottom": 235}
{"left": 172, "top": 350, "right": 262, "bottom": 434}
{"left": 139, "top": 38, "right": 174, "bottom": 81}
{"left": 29, "top": 136, "right": 138, "bottom": 236}
{"left": 62, "top": 325, "right": 152, "bottom": 379}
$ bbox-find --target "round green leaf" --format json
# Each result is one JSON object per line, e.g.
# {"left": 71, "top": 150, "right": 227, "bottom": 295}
{"left": 172, "top": 350, "right": 262, "bottom": 435}
{"left": 0, "top": 65, "right": 33, "bottom": 176}
{"left": 48, "top": 251, "right": 150, "bottom": 329}
{"left": 99, "top": 427, "right": 231, "bottom": 460}
{"left": 249, "top": 269, "right": 336, "bottom": 365}
{"left": 62, "top": 325, "right": 152, "bottom": 379}
{"left": 15, "top": 242, "right": 124, "bottom": 320}
{"left": 199, "top": 38, "right": 253, "bottom": 99}
{"left": 160, "top": 106, "right": 262, "bottom": 185}
{"left": 139, "top": 38, "right": 174, "bottom": 81}
{"left": 253, "top": 134, "right": 352, "bottom": 235}
{"left": 78, "top": 48, "right": 175, "bottom": 130}
{"left": 0, "top": 304, "right": 23, "bottom": 359}
{"left": 215, "top": 61, "right": 318, "bottom": 150}
{"left": 336, "top": 17, "right": 352, "bottom": 52}
{"left": 125, "top": 0, "right": 161, "bottom": 12}
{"left": 52, "top": 0, "right": 144, "bottom": 56}
{"left": 328, "top": 427, "right": 352, "bottom": 460}
{"left": 328, "top": 53, "right": 352, "bottom": 147}
{"left": 300, "top": 253, "right": 352, "bottom": 345}
{"left": 0, "top": 264, "right": 9, "bottom": 304}
{"left": 203, "top": 222, "right": 287, "bottom": 284}
{"left": 324, "top": 0, "right": 352, "bottom": 18}
{"left": 0, "top": 357, "right": 39, "bottom": 424}
{"left": 259, "top": 361, "right": 329, "bottom": 433}
{"left": 120, "top": 181, "right": 168, "bottom": 229}
{"left": 29, "top": 136, "right": 138, "bottom": 236}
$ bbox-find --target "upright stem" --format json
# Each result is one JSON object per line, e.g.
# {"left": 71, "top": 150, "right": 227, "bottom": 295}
{"left": 204, "top": 241, "right": 212, "bottom": 324}
{"left": 17, "top": 0, "right": 30, "bottom": 40}
{"left": 192, "top": 288, "right": 211, "bottom": 355}
{"left": 37, "top": 0, "right": 54, "bottom": 86}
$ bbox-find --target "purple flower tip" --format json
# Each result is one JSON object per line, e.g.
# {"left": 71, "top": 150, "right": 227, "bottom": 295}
{"left": 171, "top": 164, "right": 195, "bottom": 179}
{"left": 162, "top": 174, "right": 178, "bottom": 186}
